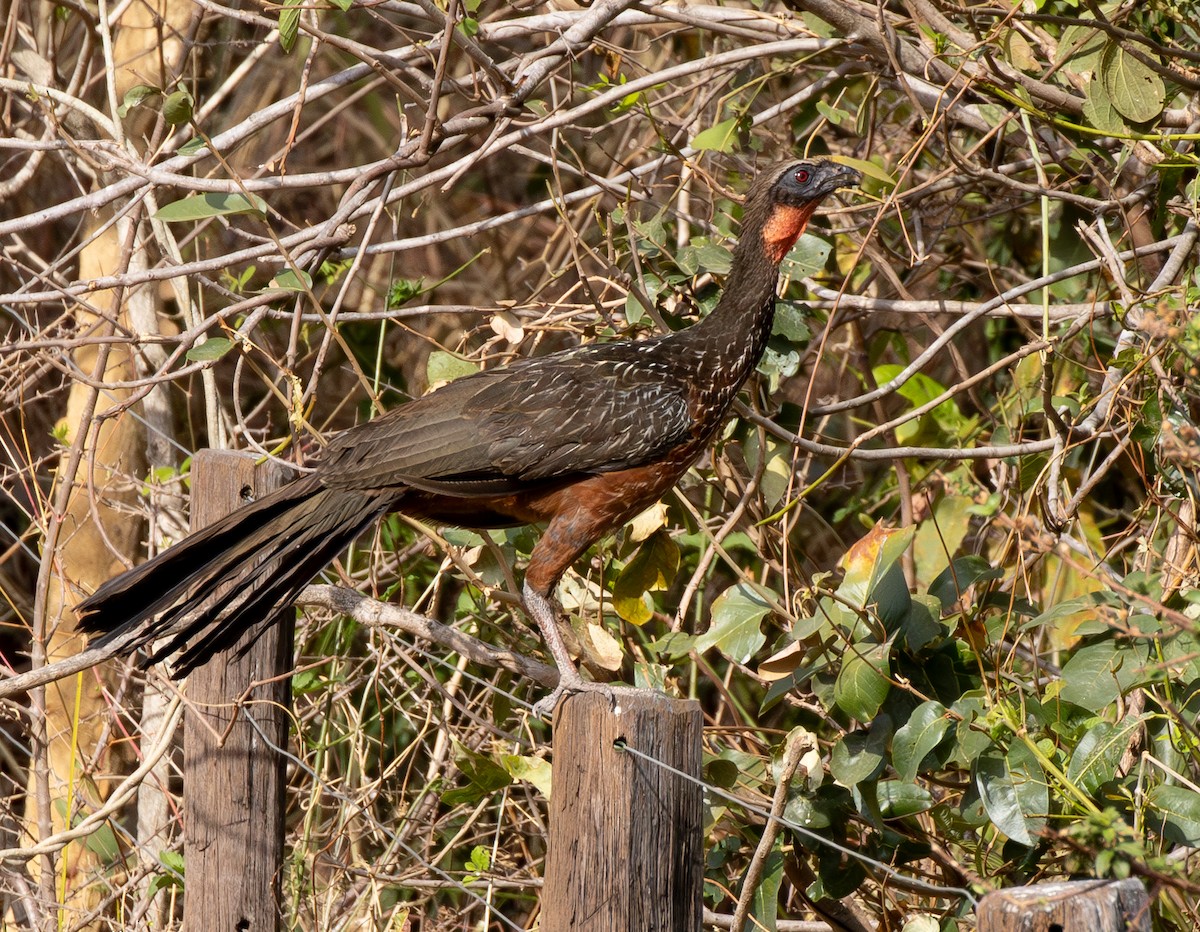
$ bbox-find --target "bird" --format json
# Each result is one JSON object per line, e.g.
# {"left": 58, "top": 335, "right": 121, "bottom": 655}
{"left": 75, "top": 158, "right": 861, "bottom": 714}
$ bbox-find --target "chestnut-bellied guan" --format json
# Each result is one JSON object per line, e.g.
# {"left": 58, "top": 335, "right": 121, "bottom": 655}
{"left": 76, "top": 159, "right": 860, "bottom": 713}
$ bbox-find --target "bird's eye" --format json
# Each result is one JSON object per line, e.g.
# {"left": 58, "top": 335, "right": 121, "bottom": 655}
{"left": 795, "top": 169, "right": 810, "bottom": 184}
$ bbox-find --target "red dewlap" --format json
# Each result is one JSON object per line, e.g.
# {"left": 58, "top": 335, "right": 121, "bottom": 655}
{"left": 762, "top": 202, "right": 818, "bottom": 263}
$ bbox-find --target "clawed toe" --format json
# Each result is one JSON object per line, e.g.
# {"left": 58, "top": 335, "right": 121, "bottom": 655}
{"left": 532, "top": 673, "right": 616, "bottom": 719}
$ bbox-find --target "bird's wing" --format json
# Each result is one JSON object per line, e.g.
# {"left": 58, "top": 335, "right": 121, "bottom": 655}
{"left": 318, "top": 342, "right": 695, "bottom": 494}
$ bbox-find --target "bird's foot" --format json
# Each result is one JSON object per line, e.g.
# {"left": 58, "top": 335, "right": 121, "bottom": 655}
{"left": 531, "top": 671, "right": 616, "bottom": 720}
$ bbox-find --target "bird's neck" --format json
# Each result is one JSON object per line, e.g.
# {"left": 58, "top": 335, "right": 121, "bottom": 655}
{"left": 681, "top": 198, "right": 815, "bottom": 404}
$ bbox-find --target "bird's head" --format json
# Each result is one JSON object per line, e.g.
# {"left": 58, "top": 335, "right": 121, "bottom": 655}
{"left": 751, "top": 158, "right": 861, "bottom": 263}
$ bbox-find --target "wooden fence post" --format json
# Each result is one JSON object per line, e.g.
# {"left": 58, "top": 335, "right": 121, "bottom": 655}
{"left": 977, "top": 878, "right": 1151, "bottom": 931}
{"left": 542, "top": 690, "right": 703, "bottom": 931}
{"left": 183, "top": 450, "right": 293, "bottom": 932}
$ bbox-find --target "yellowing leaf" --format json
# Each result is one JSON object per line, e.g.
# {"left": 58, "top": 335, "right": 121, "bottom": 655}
{"left": 837, "top": 523, "right": 915, "bottom": 611}
{"left": 612, "top": 531, "right": 679, "bottom": 625}
{"left": 758, "top": 640, "right": 805, "bottom": 681}
{"left": 502, "top": 754, "right": 552, "bottom": 798}
{"left": 828, "top": 155, "right": 896, "bottom": 187}
{"left": 628, "top": 502, "right": 669, "bottom": 542}
{"left": 1004, "top": 30, "right": 1038, "bottom": 73}
{"left": 489, "top": 311, "right": 524, "bottom": 345}
{"left": 579, "top": 620, "right": 623, "bottom": 671}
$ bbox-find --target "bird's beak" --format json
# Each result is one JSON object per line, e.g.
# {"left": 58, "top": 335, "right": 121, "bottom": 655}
{"left": 819, "top": 163, "right": 863, "bottom": 197}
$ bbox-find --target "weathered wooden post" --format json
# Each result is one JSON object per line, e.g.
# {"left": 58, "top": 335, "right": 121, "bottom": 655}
{"left": 977, "top": 878, "right": 1151, "bottom": 931}
{"left": 183, "top": 450, "right": 293, "bottom": 932}
{"left": 542, "top": 690, "right": 703, "bottom": 931}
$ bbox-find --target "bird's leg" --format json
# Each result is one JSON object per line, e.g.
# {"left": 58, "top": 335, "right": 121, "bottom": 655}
{"left": 523, "top": 579, "right": 613, "bottom": 719}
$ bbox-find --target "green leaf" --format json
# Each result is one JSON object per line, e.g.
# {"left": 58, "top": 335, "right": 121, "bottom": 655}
{"left": 270, "top": 269, "right": 312, "bottom": 292}
{"left": 118, "top": 83, "right": 159, "bottom": 117}
{"left": 815, "top": 101, "right": 851, "bottom": 126}
{"left": 676, "top": 240, "right": 733, "bottom": 277}
{"left": 159, "top": 849, "right": 185, "bottom": 876}
{"left": 877, "top": 781, "right": 935, "bottom": 818}
{"left": 388, "top": 277, "right": 425, "bottom": 308}
{"left": 829, "top": 724, "right": 888, "bottom": 787}
{"left": 83, "top": 819, "right": 121, "bottom": 863}
{"left": 291, "top": 669, "right": 329, "bottom": 696}
{"left": 278, "top": 0, "right": 303, "bottom": 52}
{"left": 705, "top": 756, "right": 740, "bottom": 788}
{"left": 154, "top": 192, "right": 268, "bottom": 222}
{"left": 612, "top": 531, "right": 680, "bottom": 625}
{"left": 772, "top": 302, "right": 811, "bottom": 342}
{"left": 464, "top": 845, "right": 490, "bottom": 875}
{"left": 928, "top": 555, "right": 1003, "bottom": 610}
{"left": 1083, "top": 78, "right": 1130, "bottom": 135}
{"left": 696, "top": 583, "right": 771, "bottom": 664}
{"left": 743, "top": 432, "right": 794, "bottom": 509}
{"left": 162, "top": 87, "right": 194, "bottom": 125}
{"left": 185, "top": 337, "right": 234, "bottom": 362}
{"left": 975, "top": 743, "right": 1047, "bottom": 846}
{"left": 873, "top": 563, "right": 912, "bottom": 634}
{"left": 426, "top": 350, "right": 478, "bottom": 387}
{"left": 747, "top": 840, "right": 783, "bottom": 928}
{"left": 691, "top": 117, "right": 740, "bottom": 152}
{"left": 901, "top": 593, "right": 944, "bottom": 653}
{"left": 647, "top": 630, "right": 696, "bottom": 663}
{"left": 782, "top": 789, "right": 833, "bottom": 830}
{"left": 52, "top": 800, "right": 121, "bottom": 863}
{"left": 913, "top": 494, "right": 973, "bottom": 588}
{"left": 1059, "top": 639, "right": 1151, "bottom": 712}
{"left": 1066, "top": 719, "right": 1143, "bottom": 795}
{"left": 757, "top": 342, "right": 800, "bottom": 392}
{"left": 833, "top": 640, "right": 891, "bottom": 722}
{"left": 1024, "top": 591, "right": 1120, "bottom": 632}
{"left": 873, "top": 364, "right": 971, "bottom": 442}
{"left": 1146, "top": 785, "right": 1200, "bottom": 845}
{"left": 149, "top": 848, "right": 185, "bottom": 897}
{"left": 893, "top": 700, "right": 950, "bottom": 783}
{"left": 1056, "top": 24, "right": 1106, "bottom": 71}
{"left": 779, "top": 233, "right": 833, "bottom": 281}
{"left": 1100, "top": 40, "right": 1164, "bottom": 123}
{"left": 442, "top": 742, "right": 512, "bottom": 806}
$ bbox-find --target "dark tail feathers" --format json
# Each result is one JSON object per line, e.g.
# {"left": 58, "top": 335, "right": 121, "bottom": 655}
{"left": 76, "top": 475, "right": 391, "bottom": 675}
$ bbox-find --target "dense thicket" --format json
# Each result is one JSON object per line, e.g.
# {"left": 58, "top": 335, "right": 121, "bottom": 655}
{"left": 2, "top": 0, "right": 1199, "bottom": 928}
